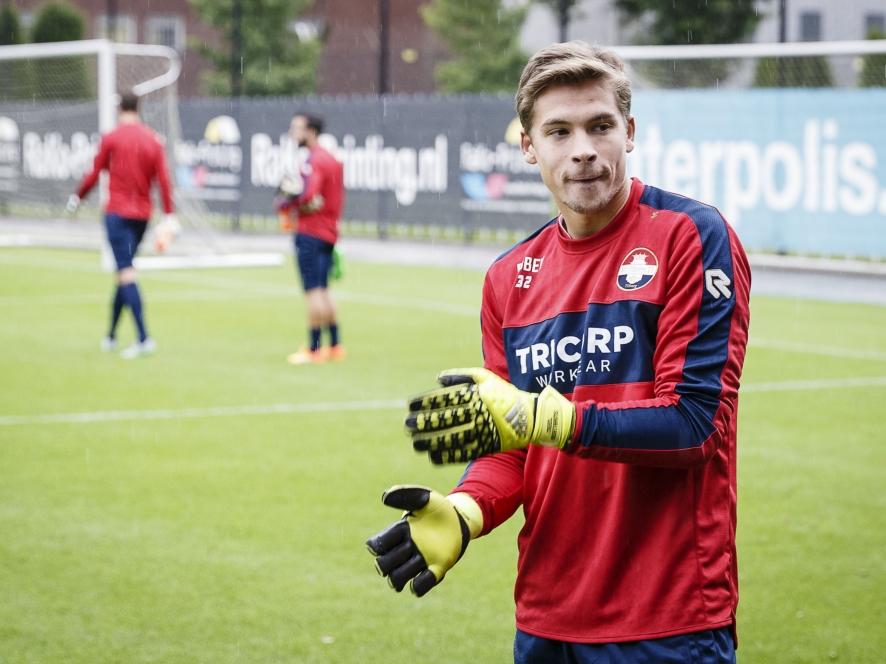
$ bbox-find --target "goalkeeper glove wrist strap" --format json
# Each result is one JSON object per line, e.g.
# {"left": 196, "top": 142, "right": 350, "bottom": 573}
{"left": 530, "top": 385, "right": 577, "bottom": 449}
{"left": 446, "top": 492, "right": 483, "bottom": 539}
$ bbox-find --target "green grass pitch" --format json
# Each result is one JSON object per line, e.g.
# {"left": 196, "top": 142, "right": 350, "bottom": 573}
{"left": 1, "top": 247, "right": 884, "bottom": 663}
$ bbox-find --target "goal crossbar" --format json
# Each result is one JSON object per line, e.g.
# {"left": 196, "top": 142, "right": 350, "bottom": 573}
{"left": 0, "top": 39, "right": 284, "bottom": 270}
{"left": 0, "top": 39, "right": 180, "bottom": 132}
{"left": 614, "top": 40, "right": 886, "bottom": 61}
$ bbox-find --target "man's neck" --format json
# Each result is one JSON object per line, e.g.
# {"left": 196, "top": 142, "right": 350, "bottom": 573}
{"left": 118, "top": 112, "right": 139, "bottom": 125}
{"left": 561, "top": 179, "right": 631, "bottom": 239}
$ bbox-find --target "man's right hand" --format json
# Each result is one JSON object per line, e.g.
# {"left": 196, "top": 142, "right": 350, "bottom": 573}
{"left": 277, "top": 174, "right": 304, "bottom": 197}
{"left": 65, "top": 194, "right": 80, "bottom": 215}
{"left": 406, "top": 368, "right": 576, "bottom": 464}
{"left": 365, "top": 486, "right": 482, "bottom": 597}
{"left": 154, "top": 214, "right": 181, "bottom": 253}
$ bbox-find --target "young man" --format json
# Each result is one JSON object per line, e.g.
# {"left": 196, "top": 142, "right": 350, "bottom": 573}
{"left": 68, "top": 91, "right": 177, "bottom": 359}
{"left": 367, "top": 43, "right": 751, "bottom": 663}
{"left": 276, "top": 113, "right": 346, "bottom": 365}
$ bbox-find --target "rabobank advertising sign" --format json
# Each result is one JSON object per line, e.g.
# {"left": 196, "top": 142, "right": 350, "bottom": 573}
{"left": 2, "top": 91, "right": 885, "bottom": 258}
{"left": 630, "top": 89, "right": 886, "bottom": 258}
{"left": 181, "top": 91, "right": 886, "bottom": 258}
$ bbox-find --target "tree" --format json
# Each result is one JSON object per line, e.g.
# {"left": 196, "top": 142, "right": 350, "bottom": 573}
{"left": 188, "top": 0, "right": 320, "bottom": 96}
{"left": 536, "top": 0, "right": 579, "bottom": 43}
{"left": 753, "top": 55, "right": 834, "bottom": 88}
{"left": 614, "top": 0, "right": 763, "bottom": 87}
{"left": 0, "top": 4, "right": 23, "bottom": 46}
{"left": 422, "top": 0, "right": 527, "bottom": 93}
{"left": 859, "top": 29, "right": 886, "bottom": 87}
{"left": 0, "top": 4, "right": 30, "bottom": 100}
{"left": 31, "top": 2, "right": 91, "bottom": 100}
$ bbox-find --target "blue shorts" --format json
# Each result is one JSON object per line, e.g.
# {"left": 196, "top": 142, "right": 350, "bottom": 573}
{"left": 514, "top": 627, "right": 736, "bottom": 664}
{"left": 294, "top": 233, "right": 334, "bottom": 291}
{"left": 105, "top": 213, "right": 148, "bottom": 270}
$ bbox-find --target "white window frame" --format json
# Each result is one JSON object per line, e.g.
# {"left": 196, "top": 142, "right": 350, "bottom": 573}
{"left": 864, "top": 13, "right": 885, "bottom": 35}
{"left": 146, "top": 15, "right": 186, "bottom": 52}
{"left": 799, "top": 11, "right": 822, "bottom": 42}
{"left": 95, "top": 14, "right": 137, "bottom": 43}
{"left": 19, "top": 11, "right": 34, "bottom": 32}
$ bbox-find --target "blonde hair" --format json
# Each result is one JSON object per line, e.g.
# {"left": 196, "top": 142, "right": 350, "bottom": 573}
{"left": 516, "top": 41, "right": 632, "bottom": 132}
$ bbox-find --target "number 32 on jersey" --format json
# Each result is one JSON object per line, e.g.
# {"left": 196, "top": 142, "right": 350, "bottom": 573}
{"left": 515, "top": 255, "right": 544, "bottom": 290}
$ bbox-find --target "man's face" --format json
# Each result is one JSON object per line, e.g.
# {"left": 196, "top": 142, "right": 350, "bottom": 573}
{"left": 289, "top": 115, "right": 309, "bottom": 147}
{"left": 521, "top": 79, "right": 635, "bottom": 221}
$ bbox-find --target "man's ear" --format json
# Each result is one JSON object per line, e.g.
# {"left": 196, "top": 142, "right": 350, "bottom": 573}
{"left": 625, "top": 116, "right": 636, "bottom": 153}
{"left": 521, "top": 130, "right": 537, "bottom": 165}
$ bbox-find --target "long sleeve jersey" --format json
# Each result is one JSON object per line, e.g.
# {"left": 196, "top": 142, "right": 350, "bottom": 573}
{"left": 77, "top": 122, "right": 173, "bottom": 220}
{"left": 279, "top": 145, "right": 344, "bottom": 245}
{"left": 456, "top": 178, "right": 751, "bottom": 643}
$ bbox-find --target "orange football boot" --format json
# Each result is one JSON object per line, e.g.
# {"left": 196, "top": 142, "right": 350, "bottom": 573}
{"left": 286, "top": 347, "right": 327, "bottom": 365}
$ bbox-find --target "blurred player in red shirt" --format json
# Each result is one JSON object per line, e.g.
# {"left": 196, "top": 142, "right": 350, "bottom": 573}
{"left": 275, "top": 113, "right": 345, "bottom": 365}
{"left": 68, "top": 91, "right": 178, "bottom": 359}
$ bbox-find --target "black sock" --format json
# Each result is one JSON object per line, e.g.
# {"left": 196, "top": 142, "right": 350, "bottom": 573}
{"left": 328, "top": 323, "right": 339, "bottom": 347}
{"left": 309, "top": 327, "right": 321, "bottom": 351}
{"left": 108, "top": 286, "right": 124, "bottom": 338}
{"left": 122, "top": 283, "right": 148, "bottom": 343}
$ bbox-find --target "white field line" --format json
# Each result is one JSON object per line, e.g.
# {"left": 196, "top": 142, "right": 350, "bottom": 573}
{"left": 2, "top": 377, "right": 885, "bottom": 427}
{"left": 335, "top": 290, "right": 479, "bottom": 316}
{"left": 748, "top": 338, "right": 886, "bottom": 362}
{"left": 0, "top": 290, "right": 289, "bottom": 306}
{"left": 2, "top": 249, "right": 882, "bottom": 359}
{"left": 0, "top": 286, "right": 480, "bottom": 316}
{"left": 741, "top": 375, "right": 886, "bottom": 393}
{"left": 0, "top": 251, "right": 480, "bottom": 314}
{"left": 0, "top": 289, "right": 304, "bottom": 306}
{"left": 0, "top": 296, "right": 876, "bottom": 363}
{"left": 0, "top": 252, "right": 102, "bottom": 272}
{"left": 145, "top": 270, "right": 482, "bottom": 316}
{"left": 0, "top": 271, "right": 480, "bottom": 316}
{"left": 0, "top": 399, "right": 405, "bottom": 426}
{"left": 145, "top": 269, "right": 290, "bottom": 291}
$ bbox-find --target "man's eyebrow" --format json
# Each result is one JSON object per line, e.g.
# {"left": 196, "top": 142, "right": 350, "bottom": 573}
{"left": 539, "top": 112, "right": 618, "bottom": 128}
{"left": 540, "top": 117, "right": 569, "bottom": 129}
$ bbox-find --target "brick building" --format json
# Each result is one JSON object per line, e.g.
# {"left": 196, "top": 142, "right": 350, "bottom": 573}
{"left": 303, "top": 0, "right": 449, "bottom": 94}
{"left": 9, "top": 0, "right": 449, "bottom": 97}
{"left": 12, "top": 0, "right": 215, "bottom": 97}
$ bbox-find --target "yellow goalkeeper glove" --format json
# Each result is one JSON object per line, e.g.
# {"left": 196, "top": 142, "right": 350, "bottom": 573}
{"left": 406, "top": 367, "right": 576, "bottom": 464}
{"left": 365, "top": 486, "right": 482, "bottom": 597}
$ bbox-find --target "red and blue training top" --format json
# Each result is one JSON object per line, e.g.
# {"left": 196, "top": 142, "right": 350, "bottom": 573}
{"left": 279, "top": 144, "right": 344, "bottom": 245}
{"left": 77, "top": 122, "right": 173, "bottom": 221}
{"left": 455, "top": 178, "right": 751, "bottom": 644}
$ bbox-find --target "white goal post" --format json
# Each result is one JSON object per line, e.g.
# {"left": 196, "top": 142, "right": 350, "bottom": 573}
{"left": 0, "top": 39, "right": 283, "bottom": 269}
{"left": 0, "top": 38, "right": 179, "bottom": 134}
{"left": 605, "top": 39, "right": 886, "bottom": 91}
{"left": 613, "top": 39, "right": 886, "bottom": 61}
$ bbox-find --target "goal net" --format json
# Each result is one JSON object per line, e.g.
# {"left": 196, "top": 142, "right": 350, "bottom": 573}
{"left": 615, "top": 40, "right": 886, "bottom": 91}
{"left": 0, "top": 39, "right": 282, "bottom": 269}
{"left": 612, "top": 40, "right": 886, "bottom": 261}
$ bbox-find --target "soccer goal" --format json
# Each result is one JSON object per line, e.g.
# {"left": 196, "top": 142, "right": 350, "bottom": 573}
{"left": 0, "top": 39, "right": 283, "bottom": 269}
{"left": 610, "top": 39, "right": 886, "bottom": 263}
{"left": 612, "top": 39, "right": 886, "bottom": 90}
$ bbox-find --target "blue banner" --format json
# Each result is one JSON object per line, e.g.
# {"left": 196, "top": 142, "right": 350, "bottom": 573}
{"left": 630, "top": 89, "right": 886, "bottom": 259}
